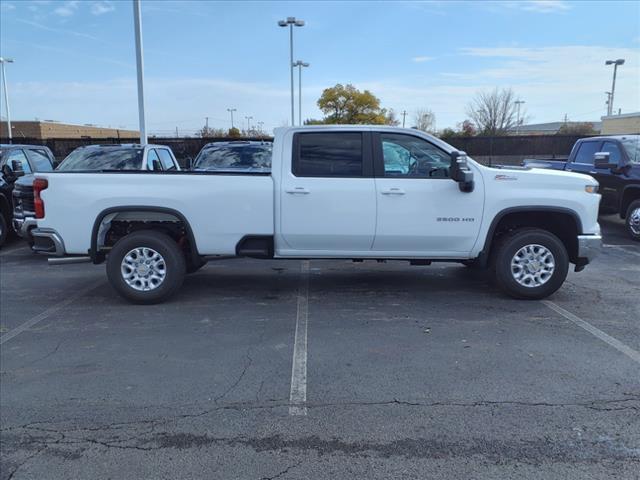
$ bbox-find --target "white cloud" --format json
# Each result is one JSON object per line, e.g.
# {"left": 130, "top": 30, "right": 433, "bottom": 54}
{"left": 487, "top": 0, "right": 571, "bottom": 14}
{"left": 91, "top": 1, "right": 115, "bottom": 16}
{"left": 54, "top": 0, "right": 79, "bottom": 17}
{"left": 412, "top": 56, "right": 434, "bottom": 63}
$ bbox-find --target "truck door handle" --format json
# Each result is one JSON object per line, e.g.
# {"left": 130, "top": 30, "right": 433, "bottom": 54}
{"left": 285, "top": 187, "right": 310, "bottom": 194}
{"left": 381, "top": 188, "right": 405, "bottom": 195}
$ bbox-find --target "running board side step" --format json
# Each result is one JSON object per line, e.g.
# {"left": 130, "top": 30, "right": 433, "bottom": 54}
{"left": 48, "top": 256, "right": 92, "bottom": 265}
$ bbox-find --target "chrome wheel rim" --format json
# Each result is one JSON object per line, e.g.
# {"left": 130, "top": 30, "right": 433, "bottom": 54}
{"left": 121, "top": 247, "right": 166, "bottom": 291}
{"left": 510, "top": 244, "right": 555, "bottom": 288}
{"left": 630, "top": 207, "right": 640, "bottom": 235}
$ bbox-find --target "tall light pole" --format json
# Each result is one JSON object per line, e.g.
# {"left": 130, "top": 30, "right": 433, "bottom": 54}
{"left": 0, "top": 57, "right": 14, "bottom": 142}
{"left": 605, "top": 92, "right": 611, "bottom": 114}
{"left": 132, "top": 0, "right": 147, "bottom": 145}
{"left": 227, "top": 108, "right": 236, "bottom": 129}
{"left": 293, "top": 60, "right": 309, "bottom": 126}
{"left": 605, "top": 59, "right": 624, "bottom": 116}
{"left": 401, "top": 110, "right": 407, "bottom": 128}
{"left": 278, "top": 17, "right": 304, "bottom": 126}
{"left": 515, "top": 100, "right": 525, "bottom": 135}
{"left": 245, "top": 116, "right": 253, "bottom": 133}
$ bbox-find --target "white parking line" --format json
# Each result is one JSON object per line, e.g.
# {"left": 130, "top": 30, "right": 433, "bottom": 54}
{"left": 542, "top": 300, "right": 640, "bottom": 365}
{"left": 289, "top": 260, "right": 310, "bottom": 416}
{"left": 0, "top": 281, "right": 103, "bottom": 345}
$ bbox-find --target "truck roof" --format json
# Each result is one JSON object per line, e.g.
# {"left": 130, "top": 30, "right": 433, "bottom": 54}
{"left": 577, "top": 134, "right": 639, "bottom": 141}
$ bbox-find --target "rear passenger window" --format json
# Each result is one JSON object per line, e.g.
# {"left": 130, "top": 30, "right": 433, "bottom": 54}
{"left": 574, "top": 141, "right": 601, "bottom": 165}
{"left": 294, "top": 132, "right": 362, "bottom": 177}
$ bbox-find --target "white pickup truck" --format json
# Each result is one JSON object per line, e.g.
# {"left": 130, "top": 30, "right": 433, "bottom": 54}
{"left": 30, "top": 126, "right": 602, "bottom": 303}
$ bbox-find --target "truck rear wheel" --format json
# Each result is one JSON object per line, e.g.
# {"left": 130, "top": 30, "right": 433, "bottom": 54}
{"left": 625, "top": 200, "right": 640, "bottom": 242}
{"left": 492, "top": 228, "right": 569, "bottom": 300}
{"left": 106, "top": 230, "right": 186, "bottom": 304}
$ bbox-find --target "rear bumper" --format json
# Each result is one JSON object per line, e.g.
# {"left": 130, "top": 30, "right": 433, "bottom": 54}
{"left": 12, "top": 215, "right": 37, "bottom": 239}
{"left": 31, "top": 228, "right": 66, "bottom": 256}
{"left": 577, "top": 234, "right": 602, "bottom": 264}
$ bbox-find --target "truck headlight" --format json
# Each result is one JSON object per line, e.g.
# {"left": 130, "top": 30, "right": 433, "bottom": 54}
{"left": 585, "top": 185, "right": 598, "bottom": 194}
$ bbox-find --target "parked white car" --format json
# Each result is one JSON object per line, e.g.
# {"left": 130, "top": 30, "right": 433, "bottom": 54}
{"left": 30, "top": 126, "right": 601, "bottom": 303}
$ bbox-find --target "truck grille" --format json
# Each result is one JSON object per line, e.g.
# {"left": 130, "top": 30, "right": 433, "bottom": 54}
{"left": 13, "top": 184, "right": 35, "bottom": 214}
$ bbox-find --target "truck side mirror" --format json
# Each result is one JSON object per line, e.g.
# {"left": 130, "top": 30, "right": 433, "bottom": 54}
{"left": 11, "top": 160, "right": 25, "bottom": 178}
{"left": 594, "top": 152, "right": 616, "bottom": 170}
{"left": 450, "top": 151, "right": 474, "bottom": 193}
{"left": 2, "top": 163, "right": 15, "bottom": 181}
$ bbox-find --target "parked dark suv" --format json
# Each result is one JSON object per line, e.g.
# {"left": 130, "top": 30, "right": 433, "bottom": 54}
{"left": 0, "top": 144, "right": 56, "bottom": 247}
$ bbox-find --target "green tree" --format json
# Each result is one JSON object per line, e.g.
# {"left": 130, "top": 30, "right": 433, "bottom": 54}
{"left": 228, "top": 127, "right": 241, "bottom": 138}
{"left": 316, "top": 83, "right": 394, "bottom": 125}
{"left": 556, "top": 122, "right": 597, "bottom": 135}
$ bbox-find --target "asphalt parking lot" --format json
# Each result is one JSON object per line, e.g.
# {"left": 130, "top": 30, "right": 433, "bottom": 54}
{"left": 1, "top": 215, "right": 639, "bottom": 480}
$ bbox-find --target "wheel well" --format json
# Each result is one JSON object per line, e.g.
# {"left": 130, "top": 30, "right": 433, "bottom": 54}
{"left": 620, "top": 188, "right": 640, "bottom": 219}
{"left": 91, "top": 208, "right": 199, "bottom": 264}
{"left": 485, "top": 210, "right": 580, "bottom": 263}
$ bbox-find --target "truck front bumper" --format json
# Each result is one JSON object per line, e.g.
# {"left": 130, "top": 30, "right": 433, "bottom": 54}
{"left": 31, "top": 228, "right": 66, "bottom": 256}
{"left": 576, "top": 234, "right": 602, "bottom": 270}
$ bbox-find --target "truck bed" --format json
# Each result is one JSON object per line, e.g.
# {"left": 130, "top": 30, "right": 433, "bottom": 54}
{"left": 36, "top": 171, "right": 275, "bottom": 255}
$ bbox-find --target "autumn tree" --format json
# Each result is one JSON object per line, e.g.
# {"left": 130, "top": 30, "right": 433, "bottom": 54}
{"left": 414, "top": 108, "right": 436, "bottom": 132}
{"left": 228, "top": 127, "right": 241, "bottom": 138}
{"left": 466, "top": 88, "right": 525, "bottom": 136}
{"left": 315, "top": 83, "right": 396, "bottom": 125}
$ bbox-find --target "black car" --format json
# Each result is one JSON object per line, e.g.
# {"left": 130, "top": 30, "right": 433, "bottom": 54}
{"left": 0, "top": 144, "right": 56, "bottom": 247}
{"left": 523, "top": 135, "right": 640, "bottom": 240}
{"left": 192, "top": 141, "right": 272, "bottom": 173}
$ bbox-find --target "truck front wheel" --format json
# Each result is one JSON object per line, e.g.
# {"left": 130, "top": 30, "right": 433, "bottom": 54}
{"left": 625, "top": 200, "right": 640, "bottom": 241}
{"left": 492, "top": 228, "right": 569, "bottom": 300}
{"left": 106, "top": 230, "right": 186, "bottom": 304}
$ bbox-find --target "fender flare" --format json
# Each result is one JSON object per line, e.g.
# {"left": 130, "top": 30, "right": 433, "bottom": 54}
{"left": 477, "top": 206, "right": 583, "bottom": 265}
{"left": 90, "top": 206, "right": 200, "bottom": 264}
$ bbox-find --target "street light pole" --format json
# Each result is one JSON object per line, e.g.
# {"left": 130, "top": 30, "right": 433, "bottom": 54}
{"left": 227, "top": 108, "right": 236, "bottom": 129}
{"left": 401, "top": 110, "right": 407, "bottom": 128}
{"left": 514, "top": 100, "right": 525, "bottom": 135}
{"left": 293, "top": 60, "right": 309, "bottom": 126}
{"left": 132, "top": 0, "right": 147, "bottom": 145}
{"left": 0, "top": 57, "right": 14, "bottom": 143}
{"left": 245, "top": 116, "right": 253, "bottom": 134}
{"left": 278, "top": 17, "right": 304, "bottom": 126}
{"left": 605, "top": 59, "right": 625, "bottom": 116}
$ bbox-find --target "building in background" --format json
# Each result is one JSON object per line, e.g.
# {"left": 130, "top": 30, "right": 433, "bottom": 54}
{"left": 600, "top": 112, "right": 640, "bottom": 134}
{"left": 509, "top": 121, "right": 602, "bottom": 135}
{"left": 0, "top": 120, "right": 139, "bottom": 139}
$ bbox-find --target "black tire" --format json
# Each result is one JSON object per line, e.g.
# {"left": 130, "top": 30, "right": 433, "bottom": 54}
{"left": 106, "top": 230, "right": 186, "bottom": 304}
{"left": 492, "top": 228, "right": 569, "bottom": 300}
{"left": 625, "top": 200, "right": 640, "bottom": 242}
{"left": 0, "top": 213, "right": 7, "bottom": 248}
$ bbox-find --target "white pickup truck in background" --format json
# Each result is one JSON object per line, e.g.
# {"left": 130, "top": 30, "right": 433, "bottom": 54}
{"left": 30, "top": 126, "right": 602, "bottom": 303}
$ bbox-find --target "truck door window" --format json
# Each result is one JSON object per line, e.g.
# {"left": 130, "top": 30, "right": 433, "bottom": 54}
{"left": 601, "top": 141, "right": 623, "bottom": 166}
{"left": 27, "top": 149, "right": 54, "bottom": 172}
{"left": 6, "top": 150, "right": 32, "bottom": 174}
{"left": 293, "top": 132, "right": 363, "bottom": 177}
{"left": 380, "top": 133, "right": 450, "bottom": 178}
{"left": 158, "top": 149, "right": 177, "bottom": 171}
{"left": 574, "top": 141, "right": 601, "bottom": 165}
{"left": 147, "top": 149, "right": 163, "bottom": 171}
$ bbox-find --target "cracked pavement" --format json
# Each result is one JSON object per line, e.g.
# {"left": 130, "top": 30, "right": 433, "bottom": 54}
{"left": 1, "top": 215, "right": 639, "bottom": 479}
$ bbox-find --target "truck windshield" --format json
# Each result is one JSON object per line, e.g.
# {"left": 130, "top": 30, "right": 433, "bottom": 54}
{"left": 193, "top": 144, "right": 272, "bottom": 172}
{"left": 621, "top": 137, "right": 640, "bottom": 164}
{"left": 57, "top": 148, "right": 143, "bottom": 171}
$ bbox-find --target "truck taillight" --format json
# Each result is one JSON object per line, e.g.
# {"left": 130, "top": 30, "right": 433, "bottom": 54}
{"left": 33, "top": 178, "right": 48, "bottom": 219}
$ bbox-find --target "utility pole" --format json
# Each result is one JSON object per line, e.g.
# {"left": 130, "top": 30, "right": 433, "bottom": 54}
{"left": 227, "top": 108, "right": 236, "bottom": 129}
{"left": 514, "top": 100, "right": 525, "bottom": 135}
{"left": 205, "top": 117, "right": 209, "bottom": 130}
{"left": 605, "top": 59, "right": 625, "bottom": 116}
{"left": 401, "top": 110, "right": 407, "bottom": 128}
{"left": 175, "top": 126, "right": 178, "bottom": 138}
{"left": 563, "top": 113, "right": 568, "bottom": 124}
{"left": 132, "top": 0, "right": 147, "bottom": 145}
{"left": 278, "top": 17, "right": 305, "bottom": 126}
{"left": 0, "top": 57, "right": 14, "bottom": 142}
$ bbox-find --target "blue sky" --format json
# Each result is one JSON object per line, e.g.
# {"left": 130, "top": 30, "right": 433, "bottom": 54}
{"left": 1, "top": 0, "right": 639, "bottom": 135}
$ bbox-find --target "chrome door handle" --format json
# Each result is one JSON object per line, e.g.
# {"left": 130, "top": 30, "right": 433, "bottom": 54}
{"left": 285, "top": 187, "right": 310, "bottom": 194}
{"left": 381, "top": 187, "right": 405, "bottom": 195}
